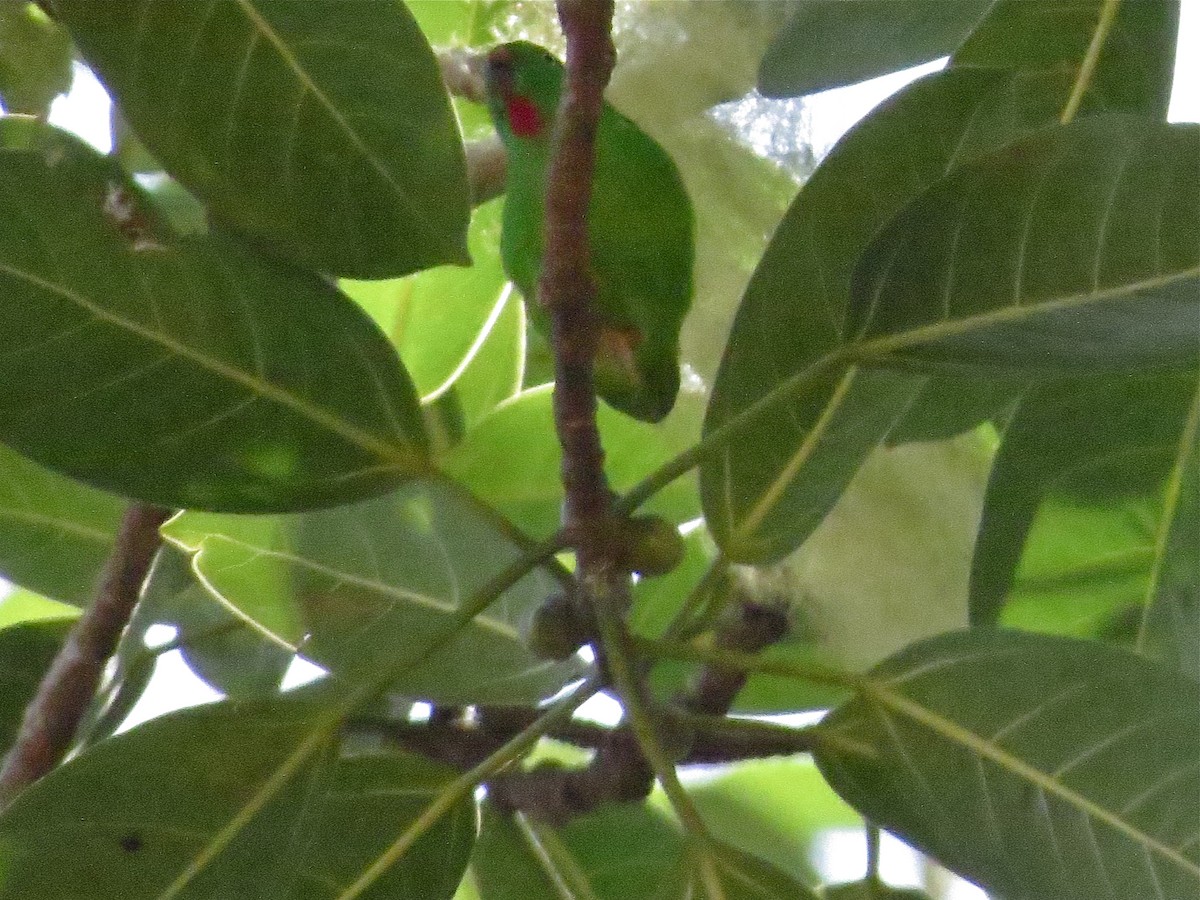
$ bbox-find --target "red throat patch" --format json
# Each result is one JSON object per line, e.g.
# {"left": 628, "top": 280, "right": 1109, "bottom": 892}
{"left": 506, "top": 95, "right": 544, "bottom": 138}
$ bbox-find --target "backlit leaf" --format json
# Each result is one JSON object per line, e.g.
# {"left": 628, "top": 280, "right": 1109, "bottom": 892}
{"left": 164, "top": 478, "right": 581, "bottom": 705}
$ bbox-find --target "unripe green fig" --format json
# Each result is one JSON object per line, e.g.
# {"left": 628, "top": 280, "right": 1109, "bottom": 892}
{"left": 525, "top": 592, "right": 589, "bottom": 661}
{"left": 623, "top": 515, "right": 685, "bottom": 577}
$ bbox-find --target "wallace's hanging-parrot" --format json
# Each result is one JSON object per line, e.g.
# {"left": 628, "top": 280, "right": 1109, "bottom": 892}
{"left": 482, "top": 41, "right": 694, "bottom": 423}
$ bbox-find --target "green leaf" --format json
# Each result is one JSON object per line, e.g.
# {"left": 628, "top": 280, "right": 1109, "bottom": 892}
{"left": 0, "top": 687, "right": 474, "bottom": 899}
{"left": 452, "top": 283, "right": 526, "bottom": 429}
{"left": 1138, "top": 380, "right": 1200, "bottom": 680}
{"left": 0, "top": 442, "right": 124, "bottom": 605}
{"left": 0, "top": 618, "right": 71, "bottom": 753}
{"left": 448, "top": 385, "right": 702, "bottom": 539}
{"left": 472, "top": 803, "right": 818, "bottom": 900}
{"left": 757, "top": 0, "right": 992, "bottom": 97}
{"left": 0, "top": 1, "right": 72, "bottom": 116}
{"left": 954, "top": 0, "right": 1180, "bottom": 120}
{"left": 970, "top": 372, "right": 1194, "bottom": 630}
{"left": 164, "top": 478, "right": 581, "bottom": 705}
{"left": 131, "top": 544, "right": 294, "bottom": 698}
{"left": 702, "top": 66, "right": 1028, "bottom": 564}
{"left": 406, "top": 0, "right": 510, "bottom": 48}
{"left": 58, "top": 0, "right": 470, "bottom": 278}
{"left": 342, "top": 200, "right": 510, "bottom": 403}
{"left": 850, "top": 117, "right": 1199, "bottom": 372}
{"left": 689, "top": 757, "right": 858, "bottom": 884}
{"left": 0, "top": 118, "right": 429, "bottom": 512}
{"left": 815, "top": 629, "right": 1200, "bottom": 900}
{"left": 0, "top": 588, "right": 79, "bottom": 630}
{"left": 702, "top": 365, "right": 925, "bottom": 564}
{"left": 396, "top": 199, "right": 508, "bottom": 399}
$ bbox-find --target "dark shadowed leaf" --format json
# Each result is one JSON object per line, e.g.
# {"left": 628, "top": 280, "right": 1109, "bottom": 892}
{"left": 850, "top": 118, "right": 1199, "bottom": 371}
{"left": 58, "top": 0, "right": 470, "bottom": 278}
{"left": 815, "top": 629, "right": 1200, "bottom": 900}
{"left": 0, "top": 687, "right": 474, "bottom": 899}
{"left": 164, "top": 478, "right": 581, "bottom": 705}
{"left": 0, "top": 119, "right": 429, "bottom": 512}
{"left": 0, "top": 443, "right": 124, "bottom": 605}
{"left": 703, "top": 366, "right": 924, "bottom": 564}
{"left": 0, "top": 618, "right": 71, "bottom": 753}
{"left": 954, "top": 0, "right": 1179, "bottom": 120}
{"left": 702, "top": 66, "right": 1050, "bottom": 564}
{"left": 757, "top": 0, "right": 991, "bottom": 97}
{"left": 1137, "top": 379, "right": 1200, "bottom": 681}
{"left": 969, "top": 372, "right": 1194, "bottom": 630}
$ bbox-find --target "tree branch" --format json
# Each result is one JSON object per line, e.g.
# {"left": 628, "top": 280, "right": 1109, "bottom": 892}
{"left": 0, "top": 502, "right": 170, "bottom": 809}
{"left": 540, "top": 0, "right": 618, "bottom": 566}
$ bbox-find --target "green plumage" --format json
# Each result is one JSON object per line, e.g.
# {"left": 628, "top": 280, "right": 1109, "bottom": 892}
{"left": 483, "top": 41, "right": 694, "bottom": 423}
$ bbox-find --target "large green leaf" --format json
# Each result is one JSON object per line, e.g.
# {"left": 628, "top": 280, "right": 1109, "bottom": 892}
{"left": 0, "top": 618, "right": 71, "bottom": 753}
{"left": 472, "top": 803, "right": 818, "bottom": 900}
{"left": 970, "top": 372, "right": 1195, "bottom": 631}
{"left": 701, "top": 67, "right": 1018, "bottom": 565}
{"left": 0, "top": 688, "right": 475, "bottom": 899}
{"left": 129, "top": 544, "right": 294, "bottom": 698}
{"left": 58, "top": 0, "right": 469, "bottom": 278}
{"left": 850, "top": 117, "right": 1199, "bottom": 371}
{"left": 0, "top": 1, "right": 72, "bottom": 117}
{"left": 707, "top": 0, "right": 1184, "bottom": 562}
{"left": 702, "top": 365, "right": 924, "bottom": 564}
{"left": 954, "top": 0, "right": 1179, "bottom": 120}
{"left": 340, "top": 199, "right": 510, "bottom": 402}
{"left": 757, "top": 0, "right": 992, "bottom": 97}
{"left": 1138, "top": 378, "right": 1200, "bottom": 680}
{"left": 0, "top": 443, "right": 124, "bottom": 605}
{"left": 164, "top": 478, "right": 581, "bottom": 705}
{"left": 815, "top": 629, "right": 1200, "bottom": 900}
{"left": 0, "top": 118, "right": 429, "bottom": 512}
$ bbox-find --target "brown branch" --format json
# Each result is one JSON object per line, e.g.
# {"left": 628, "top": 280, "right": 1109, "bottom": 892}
{"left": 540, "top": 0, "right": 618, "bottom": 568}
{"left": 438, "top": 48, "right": 488, "bottom": 105}
{"left": 465, "top": 136, "right": 508, "bottom": 206}
{"left": 0, "top": 502, "right": 170, "bottom": 809}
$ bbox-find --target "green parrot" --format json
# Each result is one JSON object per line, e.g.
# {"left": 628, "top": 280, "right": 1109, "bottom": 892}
{"left": 482, "top": 41, "right": 694, "bottom": 423}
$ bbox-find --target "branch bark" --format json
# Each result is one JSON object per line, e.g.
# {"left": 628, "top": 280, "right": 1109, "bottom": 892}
{"left": 0, "top": 502, "right": 170, "bottom": 809}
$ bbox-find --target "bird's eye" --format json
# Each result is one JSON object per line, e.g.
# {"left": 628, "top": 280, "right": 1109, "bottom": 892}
{"left": 486, "top": 50, "right": 514, "bottom": 78}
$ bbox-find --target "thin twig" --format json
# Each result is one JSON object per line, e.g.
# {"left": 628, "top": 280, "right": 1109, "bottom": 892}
{"left": 0, "top": 502, "right": 170, "bottom": 809}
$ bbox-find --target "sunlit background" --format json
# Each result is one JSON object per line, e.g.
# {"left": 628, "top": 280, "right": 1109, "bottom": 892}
{"left": 1, "top": 3, "right": 1197, "bottom": 897}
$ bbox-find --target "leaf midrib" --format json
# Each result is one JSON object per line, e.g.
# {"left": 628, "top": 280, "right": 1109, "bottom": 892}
{"left": 859, "top": 266, "right": 1200, "bottom": 359}
{"left": 198, "top": 533, "right": 521, "bottom": 641}
{"left": 233, "top": 0, "right": 423, "bottom": 227}
{"left": 863, "top": 678, "right": 1200, "bottom": 878}
{"left": 0, "top": 259, "right": 423, "bottom": 474}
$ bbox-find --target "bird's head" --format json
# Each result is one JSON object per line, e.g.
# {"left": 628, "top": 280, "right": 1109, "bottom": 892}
{"left": 483, "top": 41, "right": 562, "bottom": 142}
